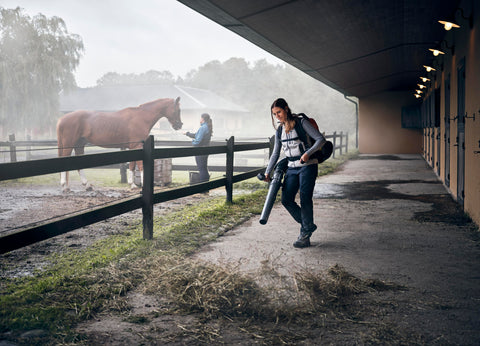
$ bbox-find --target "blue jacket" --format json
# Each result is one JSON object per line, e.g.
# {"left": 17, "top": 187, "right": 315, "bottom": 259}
{"left": 186, "top": 122, "right": 211, "bottom": 146}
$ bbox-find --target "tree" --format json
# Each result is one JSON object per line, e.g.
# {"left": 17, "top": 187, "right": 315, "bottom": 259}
{"left": 182, "top": 58, "right": 356, "bottom": 137}
{"left": 96, "top": 70, "right": 176, "bottom": 86}
{"left": 0, "top": 7, "right": 84, "bottom": 138}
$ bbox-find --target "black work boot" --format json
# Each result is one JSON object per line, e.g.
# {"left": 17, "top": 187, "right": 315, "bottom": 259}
{"left": 293, "top": 231, "right": 311, "bottom": 248}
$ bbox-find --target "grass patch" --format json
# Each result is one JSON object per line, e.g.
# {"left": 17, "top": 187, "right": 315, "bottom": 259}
{"left": 0, "top": 169, "right": 126, "bottom": 188}
{"left": 1, "top": 169, "right": 228, "bottom": 189}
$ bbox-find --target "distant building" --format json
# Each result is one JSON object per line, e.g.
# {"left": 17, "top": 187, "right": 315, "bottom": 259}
{"left": 59, "top": 84, "right": 252, "bottom": 139}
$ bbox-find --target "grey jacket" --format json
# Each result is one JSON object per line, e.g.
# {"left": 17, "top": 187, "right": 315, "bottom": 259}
{"left": 265, "top": 118, "right": 326, "bottom": 175}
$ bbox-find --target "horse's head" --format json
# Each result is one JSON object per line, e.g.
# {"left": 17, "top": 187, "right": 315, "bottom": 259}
{"left": 167, "top": 97, "right": 183, "bottom": 130}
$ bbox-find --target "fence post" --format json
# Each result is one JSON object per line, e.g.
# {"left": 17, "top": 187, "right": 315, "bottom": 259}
{"left": 332, "top": 131, "right": 337, "bottom": 159}
{"left": 9, "top": 134, "right": 16, "bottom": 162}
{"left": 142, "top": 135, "right": 154, "bottom": 240}
{"left": 120, "top": 148, "right": 127, "bottom": 184}
{"left": 340, "top": 131, "right": 343, "bottom": 156}
{"left": 226, "top": 136, "right": 234, "bottom": 204}
{"left": 26, "top": 135, "right": 32, "bottom": 160}
{"left": 346, "top": 132, "right": 349, "bottom": 153}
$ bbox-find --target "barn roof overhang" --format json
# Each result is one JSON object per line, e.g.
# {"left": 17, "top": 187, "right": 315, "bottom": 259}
{"left": 177, "top": 0, "right": 461, "bottom": 98}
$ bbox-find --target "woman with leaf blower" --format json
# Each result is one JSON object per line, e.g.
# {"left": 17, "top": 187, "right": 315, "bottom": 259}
{"left": 263, "top": 98, "right": 327, "bottom": 248}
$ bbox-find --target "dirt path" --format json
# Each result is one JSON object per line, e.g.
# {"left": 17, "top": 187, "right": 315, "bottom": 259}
{"left": 191, "top": 155, "right": 480, "bottom": 344}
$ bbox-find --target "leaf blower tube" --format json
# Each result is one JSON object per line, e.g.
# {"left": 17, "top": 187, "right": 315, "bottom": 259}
{"left": 257, "top": 158, "right": 288, "bottom": 225}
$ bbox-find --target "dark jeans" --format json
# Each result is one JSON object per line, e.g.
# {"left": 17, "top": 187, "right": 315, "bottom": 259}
{"left": 195, "top": 155, "right": 209, "bottom": 182}
{"left": 281, "top": 163, "right": 318, "bottom": 233}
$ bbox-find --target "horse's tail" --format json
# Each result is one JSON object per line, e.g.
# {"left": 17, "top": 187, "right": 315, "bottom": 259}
{"left": 56, "top": 117, "right": 64, "bottom": 157}
{"left": 56, "top": 115, "right": 73, "bottom": 158}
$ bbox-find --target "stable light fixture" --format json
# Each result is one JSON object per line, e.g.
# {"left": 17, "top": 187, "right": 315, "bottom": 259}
{"left": 417, "top": 84, "right": 426, "bottom": 89}
{"left": 423, "top": 65, "right": 436, "bottom": 72}
{"left": 438, "top": 7, "right": 473, "bottom": 30}
{"left": 415, "top": 93, "right": 422, "bottom": 98}
{"left": 415, "top": 89, "right": 423, "bottom": 94}
{"left": 420, "top": 77, "right": 430, "bottom": 83}
{"left": 429, "top": 48, "right": 445, "bottom": 56}
{"left": 438, "top": 20, "right": 460, "bottom": 31}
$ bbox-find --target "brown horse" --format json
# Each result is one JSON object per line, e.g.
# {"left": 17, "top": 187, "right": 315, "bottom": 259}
{"left": 57, "top": 97, "right": 182, "bottom": 191}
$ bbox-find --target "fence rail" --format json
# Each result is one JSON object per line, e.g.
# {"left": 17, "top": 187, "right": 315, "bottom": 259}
{"left": 0, "top": 132, "right": 349, "bottom": 162}
{"left": 0, "top": 131, "right": 349, "bottom": 254}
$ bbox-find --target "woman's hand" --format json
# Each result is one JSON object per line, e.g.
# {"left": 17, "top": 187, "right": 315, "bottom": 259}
{"left": 264, "top": 173, "right": 271, "bottom": 182}
{"left": 300, "top": 153, "right": 310, "bottom": 164}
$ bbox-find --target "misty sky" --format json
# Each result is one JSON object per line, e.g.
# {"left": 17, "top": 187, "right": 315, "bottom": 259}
{"left": 1, "top": 0, "right": 285, "bottom": 87}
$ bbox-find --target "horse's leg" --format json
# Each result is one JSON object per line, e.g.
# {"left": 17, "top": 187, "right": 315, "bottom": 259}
{"left": 137, "top": 160, "right": 144, "bottom": 187}
{"left": 74, "top": 144, "right": 93, "bottom": 191}
{"left": 58, "top": 144, "right": 73, "bottom": 192}
{"left": 78, "top": 169, "right": 92, "bottom": 190}
{"left": 127, "top": 144, "right": 144, "bottom": 188}
{"left": 61, "top": 171, "right": 69, "bottom": 191}
{"left": 128, "top": 161, "right": 137, "bottom": 188}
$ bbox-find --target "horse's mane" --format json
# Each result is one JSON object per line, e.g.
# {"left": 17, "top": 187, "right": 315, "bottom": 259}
{"left": 138, "top": 98, "right": 171, "bottom": 110}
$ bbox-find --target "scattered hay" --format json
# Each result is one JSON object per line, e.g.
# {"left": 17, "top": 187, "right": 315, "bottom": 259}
{"left": 144, "top": 258, "right": 406, "bottom": 323}
{"left": 295, "top": 264, "right": 366, "bottom": 313}
{"left": 144, "top": 257, "right": 271, "bottom": 320}
{"left": 83, "top": 255, "right": 417, "bottom": 344}
{"left": 295, "top": 264, "right": 407, "bottom": 314}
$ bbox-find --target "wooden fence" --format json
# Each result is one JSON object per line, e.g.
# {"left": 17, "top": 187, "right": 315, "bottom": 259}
{"left": 0, "top": 132, "right": 349, "bottom": 254}
{"left": 0, "top": 134, "right": 270, "bottom": 177}
{"left": 0, "top": 131, "right": 349, "bottom": 163}
{"left": 330, "top": 131, "right": 349, "bottom": 158}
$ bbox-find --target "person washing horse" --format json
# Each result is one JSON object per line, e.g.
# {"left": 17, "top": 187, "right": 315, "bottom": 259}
{"left": 184, "top": 113, "right": 213, "bottom": 183}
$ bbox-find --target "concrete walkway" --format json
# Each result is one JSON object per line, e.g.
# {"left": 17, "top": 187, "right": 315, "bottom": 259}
{"left": 195, "top": 154, "right": 480, "bottom": 344}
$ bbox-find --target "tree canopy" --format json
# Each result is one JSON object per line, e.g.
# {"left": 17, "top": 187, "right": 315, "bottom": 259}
{"left": 181, "top": 57, "right": 355, "bottom": 135}
{"left": 96, "top": 70, "right": 175, "bottom": 86}
{"left": 0, "top": 7, "right": 84, "bottom": 137}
